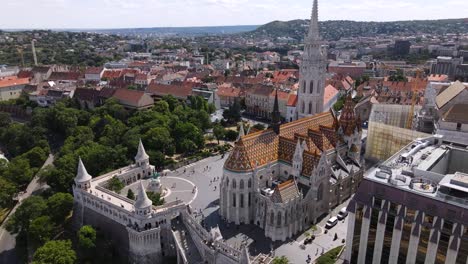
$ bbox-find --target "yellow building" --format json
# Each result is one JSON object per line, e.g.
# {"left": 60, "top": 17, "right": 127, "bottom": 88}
{"left": 0, "top": 77, "right": 29, "bottom": 101}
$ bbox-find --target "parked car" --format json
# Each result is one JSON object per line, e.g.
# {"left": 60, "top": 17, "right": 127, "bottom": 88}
{"left": 325, "top": 216, "right": 338, "bottom": 229}
{"left": 337, "top": 207, "right": 348, "bottom": 220}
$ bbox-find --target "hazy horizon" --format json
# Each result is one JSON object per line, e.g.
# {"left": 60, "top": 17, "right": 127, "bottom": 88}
{"left": 1, "top": 0, "right": 467, "bottom": 29}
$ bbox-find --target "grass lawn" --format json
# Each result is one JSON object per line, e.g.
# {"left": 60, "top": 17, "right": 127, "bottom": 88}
{"left": 316, "top": 245, "right": 344, "bottom": 264}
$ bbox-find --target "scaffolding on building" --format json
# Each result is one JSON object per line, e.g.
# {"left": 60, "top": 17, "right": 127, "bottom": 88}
{"left": 365, "top": 104, "right": 429, "bottom": 162}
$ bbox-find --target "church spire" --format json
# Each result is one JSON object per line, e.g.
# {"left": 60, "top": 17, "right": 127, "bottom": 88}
{"left": 307, "top": 0, "right": 320, "bottom": 41}
{"left": 271, "top": 89, "right": 281, "bottom": 134}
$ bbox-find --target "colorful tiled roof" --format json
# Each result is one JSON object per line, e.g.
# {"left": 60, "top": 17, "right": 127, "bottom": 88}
{"left": 271, "top": 180, "right": 300, "bottom": 203}
{"left": 225, "top": 111, "right": 338, "bottom": 175}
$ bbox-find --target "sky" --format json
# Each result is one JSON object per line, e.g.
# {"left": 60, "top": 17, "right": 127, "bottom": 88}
{"left": 1, "top": 0, "right": 467, "bottom": 29}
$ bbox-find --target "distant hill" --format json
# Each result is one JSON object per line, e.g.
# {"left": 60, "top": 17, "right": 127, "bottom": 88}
{"left": 243, "top": 19, "right": 468, "bottom": 41}
{"left": 87, "top": 25, "right": 259, "bottom": 37}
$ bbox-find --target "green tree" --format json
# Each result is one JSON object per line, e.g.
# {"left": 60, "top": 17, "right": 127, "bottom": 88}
{"left": 153, "top": 100, "right": 170, "bottom": 114}
{"left": 78, "top": 225, "right": 97, "bottom": 251}
{"left": 6, "top": 196, "right": 47, "bottom": 233}
{"left": 272, "top": 256, "right": 289, "bottom": 264}
{"left": 32, "top": 240, "right": 76, "bottom": 264}
{"left": 3, "top": 157, "right": 34, "bottom": 186}
{"left": 127, "top": 189, "right": 135, "bottom": 200}
{"left": 253, "top": 123, "right": 266, "bottom": 130}
{"left": 144, "top": 127, "right": 175, "bottom": 155}
{"left": 0, "top": 112, "right": 11, "bottom": 127}
{"left": 29, "top": 216, "right": 56, "bottom": 245}
{"left": 161, "top": 95, "right": 180, "bottom": 112}
{"left": 147, "top": 192, "right": 165, "bottom": 206}
{"left": 20, "top": 146, "right": 48, "bottom": 168}
{"left": 47, "top": 192, "right": 74, "bottom": 223}
{"left": 0, "top": 177, "right": 18, "bottom": 207}
{"left": 107, "top": 177, "right": 124, "bottom": 193}
{"left": 224, "top": 130, "right": 239, "bottom": 141}
{"left": 213, "top": 125, "right": 226, "bottom": 145}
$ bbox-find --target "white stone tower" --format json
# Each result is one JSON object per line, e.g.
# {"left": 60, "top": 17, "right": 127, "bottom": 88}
{"left": 135, "top": 139, "right": 150, "bottom": 167}
{"left": 297, "top": 0, "right": 327, "bottom": 119}
{"left": 74, "top": 157, "right": 92, "bottom": 190}
{"left": 134, "top": 181, "right": 153, "bottom": 218}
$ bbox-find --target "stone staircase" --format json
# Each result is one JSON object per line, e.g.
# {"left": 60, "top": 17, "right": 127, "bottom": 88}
{"left": 172, "top": 220, "right": 204, "bottom": 264}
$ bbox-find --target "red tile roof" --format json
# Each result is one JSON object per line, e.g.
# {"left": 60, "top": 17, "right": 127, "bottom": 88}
{"left": 324, "top": 85, "right": 339, "bottom": 105}
{"left": 287, "top": 94, "right": 298, "bottom": 107}
{"left": 0, "top": 76, "right": 30, "bottom": 88}
{"left": 85, "top": 67, "right": 103, "bottom": 75}
{"left": 102, "top": 70, "right": 123, "bottom": 80}
{"left": 217, "top": 86, "right": 241, "bottom": 98}
{"left": 147, "top": 82, "right": 192, "bottom": 99}
{"left": 112, "top": 89, "right": 147, "bottom": 105}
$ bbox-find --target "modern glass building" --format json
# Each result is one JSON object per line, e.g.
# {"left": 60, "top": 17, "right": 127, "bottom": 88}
{"left": 344, "top": 135, "right": 468, "bottom": 264}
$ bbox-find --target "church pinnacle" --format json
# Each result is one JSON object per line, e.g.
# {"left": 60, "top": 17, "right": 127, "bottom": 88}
{"left": 307, "top": 0, "right": 320, "bottom": 41}
{"left": 271, "top": 89, "right": 281, "bottom": 134}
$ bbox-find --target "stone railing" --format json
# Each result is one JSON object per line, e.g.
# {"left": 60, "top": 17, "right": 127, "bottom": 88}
{"left": 95, "top": 185, "right": 135, "bottom": 205}
{"left": 180, "top": 209, "right": 241, "bottom": 263}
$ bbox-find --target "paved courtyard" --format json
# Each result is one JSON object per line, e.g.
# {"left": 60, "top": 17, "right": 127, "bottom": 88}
{"left": 145, "top": 154, "right": 352, "bottom": 264}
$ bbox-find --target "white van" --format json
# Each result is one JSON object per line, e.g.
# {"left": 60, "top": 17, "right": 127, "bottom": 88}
{"left": 325, "top": 217, "right": 338, "bottom": 229}
{"left": 337, "top": 207, "right": 348, "bottom": 220}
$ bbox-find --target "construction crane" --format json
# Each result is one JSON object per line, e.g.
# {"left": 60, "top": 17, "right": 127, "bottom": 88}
{"left": 16, "top": 46, "right": 25, "bottom": 67}
{"left": 406, "top": 69, "right": 422, "bottom": 129}
{"left": 31, "top": 39, "right": 38, "bottom": 66}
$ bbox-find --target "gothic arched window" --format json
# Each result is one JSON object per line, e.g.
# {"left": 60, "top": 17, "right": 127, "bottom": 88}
{"left": 240, "top": 194, "right": 244, "bottom": 208}
{"left": 232, "top": 193, "right": 236, "bottom": 207}
{"left": 309, "top": 102, "right": 312, "bottom": 115}
{"left": 310, "top": 80, "right": 314, "bottom": 94}
{"left": 302, "top": 101, "right": 305, "bottom": 113}
{"left": 226, "top": 178, "right": 229, "bottom": 187}
{"left": 240, "top": 180, "right": 244, "bottom": 189}
{"left": 303, "top": 81, "right": 306, "bottom": 93}
{"left": 317, "top": 183, "right": 323, "bottom": 201}
{"left": 285, "top": 211, "right": 288, "bottom": 225}
{"left": 270, "top": 211, "right": 275, "bottom": 225}
{"left": 248, "top": 179, "right": 252, "bottom": 188}
{"left": 277, "top": 212, "right": 282, "bottom": 227}
{"left": 232, "top": 179, "right": 236, "bottom": 189}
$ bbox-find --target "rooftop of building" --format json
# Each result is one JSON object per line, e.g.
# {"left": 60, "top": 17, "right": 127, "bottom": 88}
{"left": 0, "top": 76, "right": 30, "bottom": 88}
{"left": 442, "top": 104, "right": 468, "bottom": 124}
{"left": 366, "top": 135, "right": 468, "bottom": 208}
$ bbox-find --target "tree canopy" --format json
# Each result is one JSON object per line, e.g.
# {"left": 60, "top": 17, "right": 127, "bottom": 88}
{"left": 32, "top": 240, "right": 77, "bottom": 264}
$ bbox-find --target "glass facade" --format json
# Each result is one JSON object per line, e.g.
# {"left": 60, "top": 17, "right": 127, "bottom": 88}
{"left": 398, "top": 208, "right": 415, "bottom": 264}
{"left": 456, "top": 226, "right": 468, "bottom": 264}
{"left": 381, "top": 210, "right": 396, "bottom": 264}
{"left": 365, "top": 208, "right": 380, "bottom": 263}
{"left": 351, "top": 205, "right": 364, "bottom": 264}
{"left": 416, "top": 224, "right": 431, "bottom": 264}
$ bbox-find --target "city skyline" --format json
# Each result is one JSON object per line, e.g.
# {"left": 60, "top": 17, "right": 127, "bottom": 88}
{"left": 1, "top": 0, "right": 467, "bottom": 29}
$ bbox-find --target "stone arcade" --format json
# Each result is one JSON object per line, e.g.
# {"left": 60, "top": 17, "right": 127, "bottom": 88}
{"left": 73, "top": 141, "right": 252, "bottom": 264}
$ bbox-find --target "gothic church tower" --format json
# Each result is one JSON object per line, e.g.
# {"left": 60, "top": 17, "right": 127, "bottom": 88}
{"left": 297, "top": 0, "right": 327, "bottom": 120}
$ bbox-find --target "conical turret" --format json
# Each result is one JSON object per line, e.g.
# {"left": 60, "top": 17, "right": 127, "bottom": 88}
{"left": 135, "top": 139, "right": 149, "bottom": 164}
{"left": 75, "top": 157, "right": 92, "bottom": 184}
{"left": 135, "top": 181, "right": 152, "bottom": 210}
